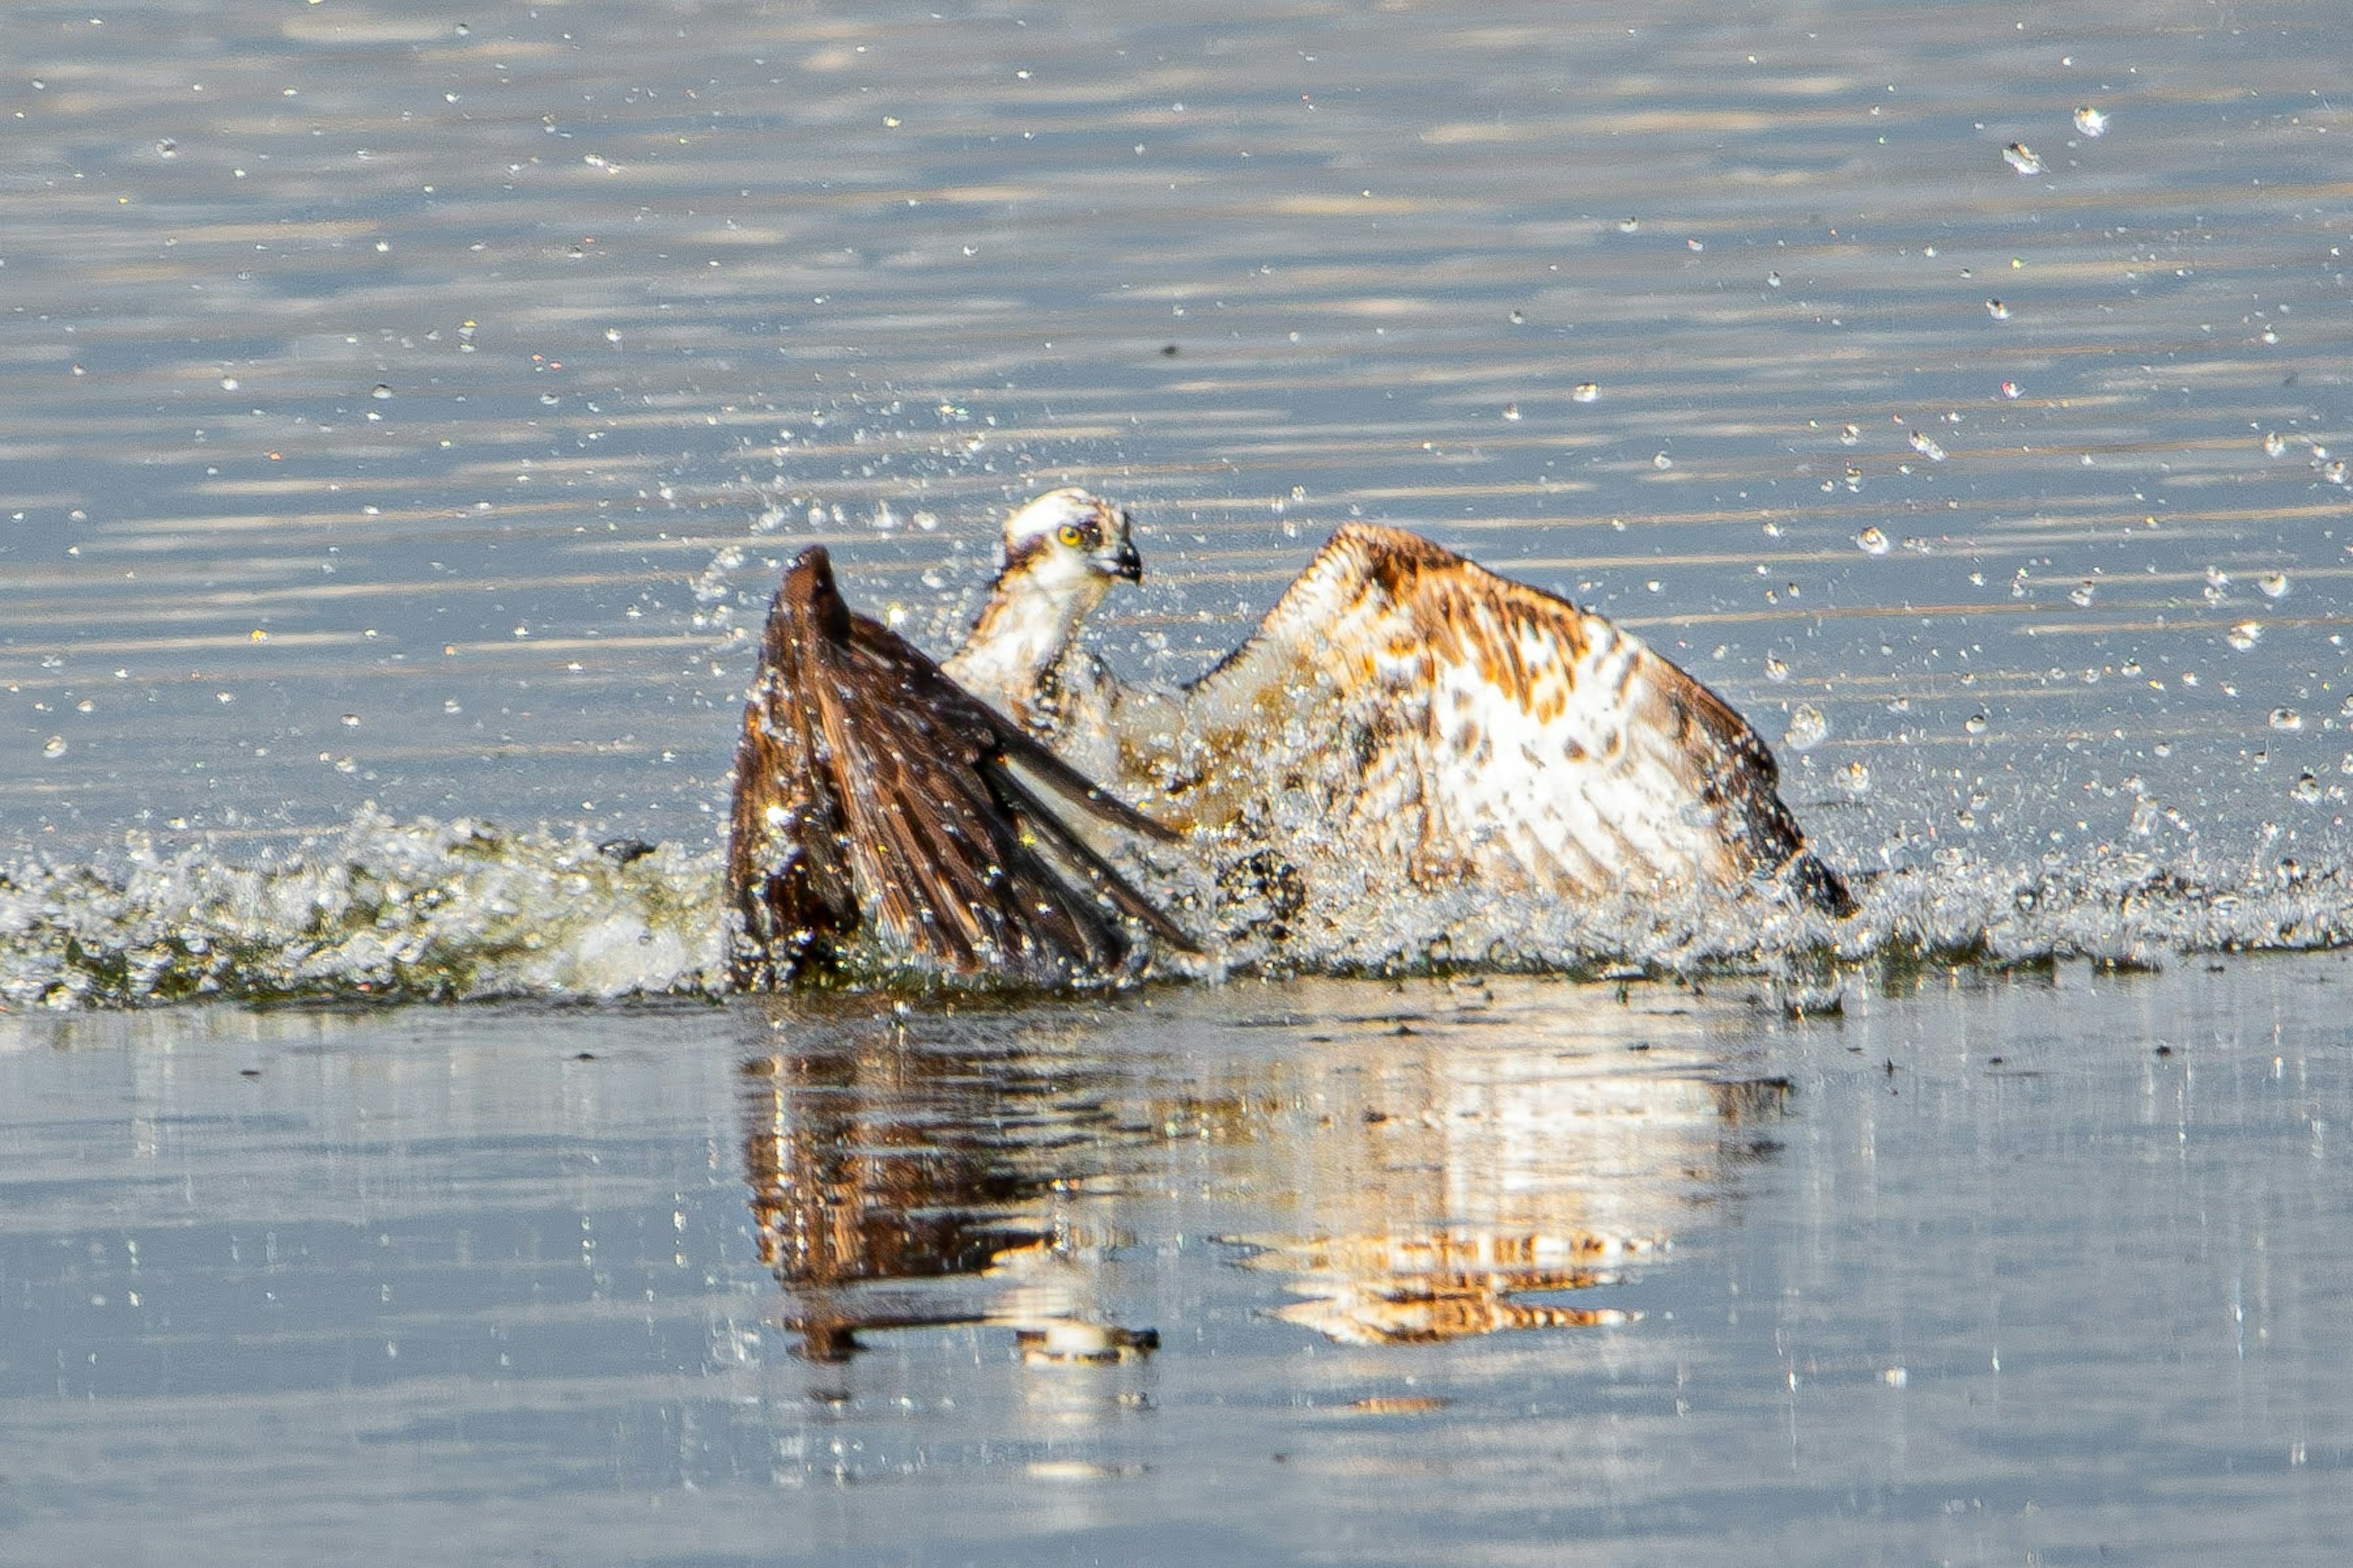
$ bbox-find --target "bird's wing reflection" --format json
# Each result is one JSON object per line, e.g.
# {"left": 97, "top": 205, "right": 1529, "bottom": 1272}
{"left": 1231, "top": 1067, "right": 1788, "bottom": 1346}
{"left": 739, "top": 1012, "right": 1159, "bottom": 1365}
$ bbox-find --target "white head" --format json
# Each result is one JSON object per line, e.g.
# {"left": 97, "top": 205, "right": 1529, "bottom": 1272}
{"left": 945, "top": 488, "right": 1144, "bottom": 723}
{"left": 995, "top": 488, "right": 1142, "bottom": 592}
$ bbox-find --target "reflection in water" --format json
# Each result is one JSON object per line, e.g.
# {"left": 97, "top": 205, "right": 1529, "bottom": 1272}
{"left": 1223, "top": 1011, "right": 1790, "bottom": 1346}
{"left": 740, "top": 1007, "right": 1160, "bottom": 1366}
{"left": 737, "top": 981, "right": 1787, "bottom": 1360}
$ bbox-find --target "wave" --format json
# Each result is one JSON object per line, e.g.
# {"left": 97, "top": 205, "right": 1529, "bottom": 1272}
{"left": 4, "top": 809, "right": 2351, "bottom": 1009}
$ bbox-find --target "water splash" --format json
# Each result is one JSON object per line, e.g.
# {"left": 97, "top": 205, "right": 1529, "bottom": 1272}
{"left": 0, "top": 808, "right": 720, "bottom": 1009}
{"left": 9, "top": 813, "right": 2353, "bottom": 1010}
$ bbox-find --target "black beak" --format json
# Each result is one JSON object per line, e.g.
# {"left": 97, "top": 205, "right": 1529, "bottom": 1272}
{"left": 1108, "top": 540, "right": 1143, "bottom": 583}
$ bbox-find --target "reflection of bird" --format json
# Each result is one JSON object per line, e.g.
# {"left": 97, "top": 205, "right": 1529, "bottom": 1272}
{"left": 944, "top": 490, "right": 1851, "bottom": 914}
{"left": 726, "top": 545, "right": 1191, "bottom": 989}
{"left": 739, "top": 1025, "right": 1159, "bottom": 1365}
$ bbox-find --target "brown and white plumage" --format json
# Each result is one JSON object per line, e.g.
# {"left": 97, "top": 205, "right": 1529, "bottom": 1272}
{"left": 726, "top": 545, "right": 1192, "bottom": 990}
{"left": 947, "top": 491, "right": 1851, "bottom": 915}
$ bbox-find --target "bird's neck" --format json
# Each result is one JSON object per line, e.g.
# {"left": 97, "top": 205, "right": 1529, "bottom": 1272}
{"left": 945, "top": 566, "right": 1107, "bottom": 718}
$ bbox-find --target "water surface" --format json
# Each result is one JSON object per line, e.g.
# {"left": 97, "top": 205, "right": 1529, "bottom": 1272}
{"left": 6, "top": 962, "right": 2351, "bottom": 1564}
{"left": 6, "top": 4, "right": 2353, "bottom": 1561}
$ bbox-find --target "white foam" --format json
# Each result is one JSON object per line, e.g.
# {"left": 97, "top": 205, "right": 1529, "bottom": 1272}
{"left": 5, "top": 811, "right": 2350, "bottom": 1009}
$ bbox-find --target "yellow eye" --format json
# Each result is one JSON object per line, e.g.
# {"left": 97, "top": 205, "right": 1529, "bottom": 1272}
{"left": 1056, "top": 523, "right": 1085, "bottom": 547}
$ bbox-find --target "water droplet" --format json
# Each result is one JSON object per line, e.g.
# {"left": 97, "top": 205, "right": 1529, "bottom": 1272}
{"left": 1501, "top": 403, "right": 1521, "bottom": 422}
{"left": 2069, "top": 582, "right": 2096, "bottom": 607}
{"left": 2259, "top": 572, "right": 2290, "bottom": 599}
{"left": 220, "top": 376, "right": 240, "bottom": 390}
{"left": 1964, "top": 713, "right": 1990, "bottom": 735}
{"left": 371, "top": 383, "right": 392, "bottom": 400}
{"left": 1652, "top": 452, "right": 1673, "bottom": 470}
{"left": 604, "top": 327, "right": 623, "bottom": 344}
{"left": 1572, "top": 382, "right": 1600, "bottom": 403}
{"left": 1999, "top": 381, "right": 2021, "bottom": 399}
{"left": 442, "top": 699, "right": 463, "bottom": 715}
{"left": 1839, "top": 423, "right": 1861, "bottom": 445}
{"left": 2263, "top": 431, "right": 2289, "bottom": 457}
{"left": 156, "top": 138, "right": 177, "bottom": 157}
{"left": 2292, "top": 771, "right": 2324, "bottom": 803}
{"left": 1616, "top": 217, "right": 1640, "bottom": 233}
{"left": 1854, "top": 526, "right": 1891, "bottom": 555}
{"left": 2270, "top": 707, "right": 2304, "bottom": 732}
{"left": 341, "top": 713, "right": 361, "bottom": 727}
{"left": 1840, "top": 759, "right": 1871, "bottom": 795}
{"left": 42, "top": 735, "right": 66, "bottom": 759}
{"left": 2226, "top": 621, "right": 2262, "bottom": 651}
{"left": 1985, "top": 300, "right": 2010, "bottom": 320}
{"left": 2073, "top": 106, "right": 2109, "bottom": 138}
{"left": 2003, "top": 143, "right": 2045, "bottom": 175}
{"left": 1767, "top": 271, "right": 1783, "bottom": 288}
{"left": 1908, "top": 430, "right": 1947, "bottom": 461}
{"left": 1783, "top": 704, "right": 1829, "bottom": 751}
{"left": 1507, "top": 309, "right": 1525, "bottom": 324}
{"left": 1764, "top": 653, "right": 1789, "bottom": 683}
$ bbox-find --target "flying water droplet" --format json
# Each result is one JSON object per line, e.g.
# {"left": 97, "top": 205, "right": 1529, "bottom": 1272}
{"left": 1839, "top": 423, "right": 1861, "bottom": 445}
{"left": 1985, "top": 300, "right": 2010, "bottom": 320}
{"left": 1501, "top": 403, "right": 1521, "bottom": 422}
{"left": 1999, "top": 381, "right": 2022, "bottom": 400}
{"left": 2270, "top": 707, "right": 2304, "bottom": 732}
{"left": 2069, "top": 582, "right": 2096, "bottom": 607}
{"left": 1908, "top": 430, "right": 1947, "bottom": 461}
{"left": 1854, "top": 526, "right": 1891, "bottom": 555}
{"left": 2072, "top": 106, "right": 2109, "bottom": 137}
{"left": 1764, "top": 653, "right": 1789, "bottom": 683}
{"left": 2227, "top": 621, "right": 2262, "bottom": 651}
{"left": 1572, "top": 382, "right": 1600, "bottom": 403}
{"left": 2262, "top": 431, "right": 2289, "bottom": 457}
{"left": 1783, "top": 705, "right": 1828, "bottom": 751}
{"left": 42, "top": 735, "right": 66, "bottom": 759}
{"left": 2259, "top": 572, "right": 2290, "bottom": 599}
{"left": 2292, "top": 771, "right": 2324, "bottom": 803}
{"left": 1652, "top": 452, "right": 1673, "bottom": 470}
{"left": 1964, "top": 713, "right": 1990, "bottom": 735}
{"left": 2003, "top": 143, "right": 2045, "bottom": 175}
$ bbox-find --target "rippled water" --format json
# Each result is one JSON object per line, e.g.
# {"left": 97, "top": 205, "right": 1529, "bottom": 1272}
{"left": 7, "top": 963, "right": 2353, "bottom": 1564}
{"left": 6, "top": 1, "right": 2353, "bottom": 1559}
{"left": 6, "top": 0, "right": 2349, "bottom": 891}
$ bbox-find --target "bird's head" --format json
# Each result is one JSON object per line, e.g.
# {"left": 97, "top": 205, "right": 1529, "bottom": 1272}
{"left": 996, "top": 488, "right": 1142, "bottom": 592}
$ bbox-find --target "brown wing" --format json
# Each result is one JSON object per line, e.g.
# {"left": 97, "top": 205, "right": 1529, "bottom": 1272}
{"left": 1159, "top": 525, "right": 1849, "bottom": 914}
{"left": 727, "top": 547, "right": 1194, "bottom": 990}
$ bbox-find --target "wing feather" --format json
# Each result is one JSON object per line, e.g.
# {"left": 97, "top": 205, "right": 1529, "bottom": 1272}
{"left": 727, "top": 547, "right": 1194, "bottom": 988}
{"left": 1159, "top": 525, "right": 1847, "bottom": 911}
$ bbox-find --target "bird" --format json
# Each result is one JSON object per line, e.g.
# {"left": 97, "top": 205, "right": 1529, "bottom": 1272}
{"left": 726, "top": 544, "right": 1194, "bottom": 990}
{"left": 941, "top": 488, "right": 1852, "bottom": 918}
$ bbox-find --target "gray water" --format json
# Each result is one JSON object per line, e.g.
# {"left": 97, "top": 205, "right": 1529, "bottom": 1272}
{"left": 6, "top": 962, "right": 2352, "bottom": 1564}
{"left": 6, "top": 0, "right": 2353, "bottom": 1560}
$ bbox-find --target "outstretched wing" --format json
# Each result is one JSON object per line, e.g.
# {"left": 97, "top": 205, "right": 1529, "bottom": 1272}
{"left": 727, "top": 547, "right": 1194, "bottom": 990}
{"left": 1154, "top": 525, "right": 1847, "bottom": 911}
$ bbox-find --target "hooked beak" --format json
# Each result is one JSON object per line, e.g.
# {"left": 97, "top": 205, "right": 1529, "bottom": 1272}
{"left": 1104, "top": 538, "right": 1143, "bottom": 583}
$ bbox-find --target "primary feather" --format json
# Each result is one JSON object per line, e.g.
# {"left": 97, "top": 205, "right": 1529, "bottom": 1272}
{"left": 726, "top": 545, "right": 1191, "bottom": 990}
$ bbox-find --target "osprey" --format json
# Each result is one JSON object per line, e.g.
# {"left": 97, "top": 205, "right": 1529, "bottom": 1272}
{"left": 941, "top": 489, "right": 1851, "bottom": 916}
{"left": 726, "top": 545, "right": 1192, "bottom": 989}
